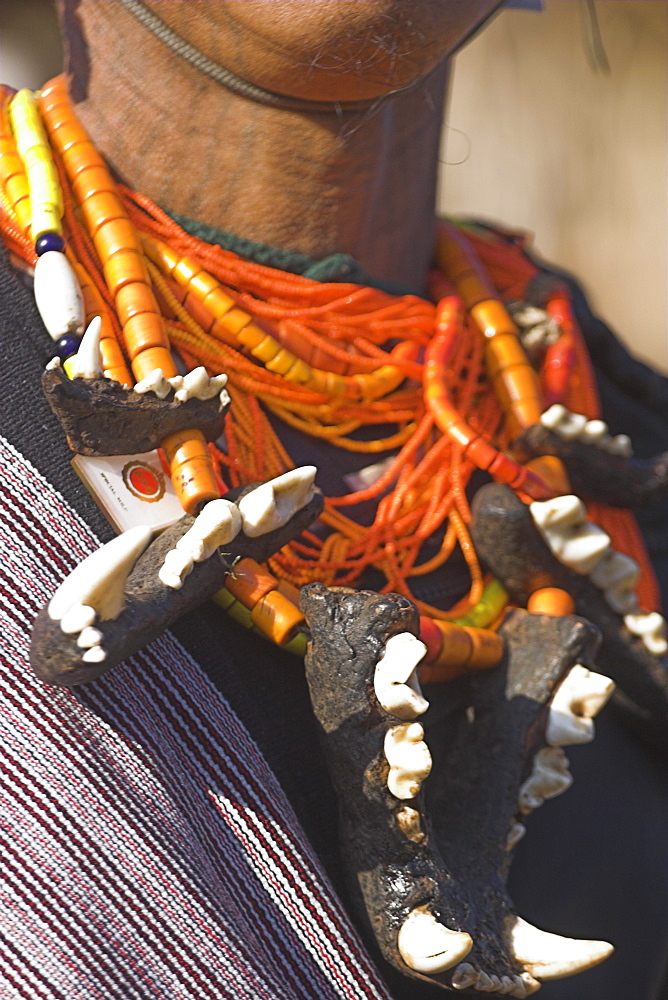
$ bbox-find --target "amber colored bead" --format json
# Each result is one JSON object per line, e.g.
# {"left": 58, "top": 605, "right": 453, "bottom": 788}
{"left": 524, "top": 455, "right": 569, "bottom": 496}
{"left": 235, "top": 321, "right": 267, "bottom": 351}
{"left": 99, "top": 337, "right": 128, "bottom": 372}
{"left": 201, "top": 286, "right": 235, "bottom": 320}
{"left": 94, "top": 218, "right": 138, "bottom": 261}
{"left": 5, "top": 172, "right": 29, "bottom": 205}
{"left": 218, "top": 307, "right": 251, "bottom": 336}
{"left": 265, "top": 348, "right": 296, "bottom": 376}
{"left": 465, "top": 626, "right": 504, "bottom": 670}
{"left": 485, "top": 332, "right": 527, "bottom": 377}
{"left": 209, "top": 318, "right": 240, "bottom": 349}
{"left": 527, "top": 587, "right": 575, "bottom": 617}
{"left": 115, "top": 281, "right": 160, "bottom": 324}
{"left": 49, "top": 119, "right": 88, "bottom": 153}
{"left": 162, "top": 428, "right": 210, "bottom": 463}
{"left": 124, "top": 312, "right": 168, "bottom": 359}
{"left": 61, "top": 140, "right": 106, "bottom": 177}
{"left": 0, "top": 151, "right": 24, "bottom": 182}
{"left": 464, "top": 435, "right": 498, "bottom": 471}
{"left": 163, "top": 430, "right": 221, "bottom": 515}
{"left": 72, "top": 165, "right": 117, "bottom": 203}
{"left": 283, "top": 357, "right": 312, "bottom": 385}
{"left": 431, "top": 620, "right": 474, "bottom": 669}
{"left": 105, "top": 365, "right": 133, "bottom": 386}
{"left": 471, "top": 299, "right": 518, "bottom": 339}
{"left": 187, "top": 270, "right": 218, "bottom": 300}
{"left": 418, "top": 616, "right": 443, "bottom": 665}
{"left": 103, "top": 250, "right": 149, "bottom": 294}
{"left": 80, "top": 191, "right": 125, "bottom": 236}
{"left": 251, "top": 334, "right": 280, "bottom": 363}
{"left": 171, "top": 257, "right": 201, "bottom": 285}
{"left": 131, "top": 346, "right": 175, "bottom": 381}
{"left": 225, "top": 558, "right": 277, "bottom": 607}
{"left": 250, "top": 590, "right": 305, "bottom": 646}
{"left": 276, "top": 578, "right": 302, "bottom": 605}
{"left": 446, "top": 418, "right": 474, "bottom": 450}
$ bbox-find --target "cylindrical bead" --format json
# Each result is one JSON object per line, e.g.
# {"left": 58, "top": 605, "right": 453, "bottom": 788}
{"left": 80, "top": 191, "right": 125, "bottom": 235}
{"left": 33, "top": 250, "right": 84, "bottom": 340}
{"left": 115, "top": 281, "right": 160, "bottom": 324}
{"left": 72, "top": 165, "right": 117, "bottom": 203}
{"left": 485, "top": 333, "right": 528, "bottom": 377}
{"left": 251, "top": 334, "right": 280, "bottom": 363}
{"left": 527, "top": 588, "right": 575, "bottom": 617}
{"left": 250, "top": 590, "right": 305, "bottom": 646}
{"left": 94, "top": 218, "right": 139, "bottom": 261}
{"left": 265, "top": 348, "right": 297, "bottom": 375}
{"left": 103, "top": 249, "right": 149, "bottom": 294}
{"left": 162, "top": 428, "right": 221, "bottom": 515}
{"left": 30, "top": 204, "right": 62, "bottom": 241}
{"left": 131, "top": 346, "right": 175, "bottom": 381}
{"left": 471, "top": 300, "right": 518, "bottom": 339}
{"left": 430, "top": 620, "right": 474, "bottom": 669}
{"left": 61, "top": 140, "right": 106, "bottom": 177}
{"left": 236, "top": 321, "right": 267, "bottom": 351}
{"left": 225, "top": 558, "right": 277, "bottom": 607}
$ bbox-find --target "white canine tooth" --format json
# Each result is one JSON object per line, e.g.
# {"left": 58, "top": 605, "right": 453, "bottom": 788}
{"left": 518, "top": 747, "right": 572, "bottom": 814}
{"left": 238, "top": 466, "right": 316, "bottom": 538}
{"left": 34, "top": 249, "right": 85, "bottom": 340}
{"left": 374, "top": 632, "right": 429, "bottom": 720}
{"left": 604, "top": 433, "right": 633, "bottom": 457}
{"left": 508, "top": 915, "right": 613, "bottom": 980}
{"left": 68, "top": 316, "right": 103, "bottom": 378}
{"left": 82, "top": 645, "right": 107, "bottom": 664}
{"left": 384, "top": 722, "right": 432, "bottom": 800}
{"left": 76, "top": 626, "right": 103, "bottom": 649}
{"left": 59, "top": 603, "right": 96, "bottom": 635}
{"left": 45, "top": 356, "right": 61, "bottom": 371}
{"left": 546, "top": 665, "right": 615, "bottom": 747}
{"left": 624, "top": 611, "right": 668, "bottom": 655}
{"left": 580, "top": 419, "right": 608, "bottom": 443}
{"left": 158, "top": 549, "right": 194, "bottom": 590}
{"left": 590, "top": 550, "right": 640, "bottom": 614}
{"left": 48, "top": 525, "right": 153, "bottom": 625}
{"left": 175, "top": 499, "right": 242, "bottom": 562}
{"left": 397, "top": 907, "right": 472, "bottom": 974}
{"left": 451, "top": 962, "right": 478, "bottom": 989}
{"left": 530, "top": 496, "right": 610, "bottom": 575}
{"left": 134, "top": 367, "right": 172, "bottom": 399}
{"left": 506, "top": 822, "right": 527, "bottom": 850}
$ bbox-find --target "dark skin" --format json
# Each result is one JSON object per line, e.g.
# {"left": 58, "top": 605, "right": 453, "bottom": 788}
{"left": 58, "top": 0, "right": 502, "bottom": 291}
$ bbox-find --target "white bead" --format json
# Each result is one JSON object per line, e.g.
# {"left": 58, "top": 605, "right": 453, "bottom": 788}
{"left": 33, "top": 250, "right": 85, "bottom": 340}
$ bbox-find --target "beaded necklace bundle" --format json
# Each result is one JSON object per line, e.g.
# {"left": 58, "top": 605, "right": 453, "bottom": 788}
{"left": 0, "top": 76, "right": 658, "bottom": 679}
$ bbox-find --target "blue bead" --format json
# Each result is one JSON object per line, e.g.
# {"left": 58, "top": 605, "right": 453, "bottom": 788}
{"left": 54, "top": 333, "right": 81, "bottom": 361}
{"left": 35, "top": 231, "right": 65, "bottom": 256}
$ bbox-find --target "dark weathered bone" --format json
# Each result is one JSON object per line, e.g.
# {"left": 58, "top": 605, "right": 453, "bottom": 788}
{"left": 513, "top": 423, "right": 668, "bottom": 508}
{"left": 470, "top": 483, "right": 668, "bottom": 752}
{"left": 31, "top": 485, "right": 323, "bottom": 687}
{"left": 42, "top": 367, "right": 228, "bottom": 455}
{"left": 301, "top": 583, "right": 600, "bottom": 994}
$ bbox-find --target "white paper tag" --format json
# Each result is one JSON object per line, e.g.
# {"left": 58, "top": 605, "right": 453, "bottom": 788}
{"left": 72, "top": 450, "right": 184, "bottom": 533}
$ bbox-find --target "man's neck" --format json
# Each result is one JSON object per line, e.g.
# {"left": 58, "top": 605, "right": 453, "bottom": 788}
{"left": 70, "top": 2, "right": 449, "bottom": 292}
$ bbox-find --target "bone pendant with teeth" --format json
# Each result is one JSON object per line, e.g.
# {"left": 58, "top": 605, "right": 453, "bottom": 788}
{"left": 541, "top": 404, "right": 633, "bottom": 456}
{"left": 451, "top": 963, "right": 536, "bottom": 997}
{"left": 624, "top": 611, "right": 668, "bottom": 656}
{"left": 518, "top": 747, "right": 572, "bottom": 814}
{"left": 546, "top": 664, "right": 615, "bottom": 747}
{"left": 159, "top": 499, "right": 242, "bottom": 589}
{"left": 48, "top": 525, "right": 153, "bottom": 628}
{"left": 66, "top": 316, "right": 103, "bottom": 378}
{"left": 384, "top": 722, "right": 432, "bottom": 799}
{"left": 397, "top": 907, "right": 472, "bottom": 974}
{"left": 374, "top": 632, "right": 429, "bottom": 720}
{"left": 530, "top": 495, "right": 610, "bottom": 575}
{"left": 507, "top": 916, "right": 613, "bottom": 981}
{"left": 238, "top": 466, "right": 316, "bottom": 537}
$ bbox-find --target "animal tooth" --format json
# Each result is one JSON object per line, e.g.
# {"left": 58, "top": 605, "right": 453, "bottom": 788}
{"left": 374, "top": 632, "right": 429, "bottom": 720}
{"left": 518, "top": 747, "right": 572, "bottom": 814}
{"left": 76, "top": 626, "right": 104, "bottom": 649}
{"left": 238, "top": 466, "right": 316, "bottom": 537}
{"left": 530, "top": 497, "right": 610, "bottom": 575}
{"left": 624, "top": 611, "right": 668, "bottom": 655}
{"left": 580, "top": 418, "right": 608, "bottom": 443}
{"left": 45, "top": 356, "right": 61, "bottom": 371}
{"left": 82, "top": 646, "right": 107, "bottom": 664}
{"left": 158, "top": 549, "right": 194, "bottom": 590}
{"left": 508, "top": 916, "right": 613, "bottom": 980}
{"left": 519, "top": 971, "right": 541, "bottom": 995}
{"left": 134, "top": 367, "right": 171, "bottom": 399}
{"left": 506, "top": 822, "right": 526, "bottom": 850}
{"left": 66, "top": 316, "right": 103, "bottom": 378}
{"left": 589, "top": 550, "right": 640, "bottom": 614}
{"left": 546, "top": 665, "right": 615, "bottom": 747}
{"left": 397, "top": 907, "right": 472, "bottom": 974}
{"left": 499, "top": 975, "right": 516, "bottom": 995}
{"left": 167, "top": 375, "right": 184, "bottom": 394}
{"left": 540, "top": 405, "right": 587, "bottom": 440}
{"left": 475, "top": 971, "right": 495, "bottom": 991}
{"left": 509, "top": 975, "right": 528, "bottom": 998}
{"left": 175, "top": 499, "right": 242, "bottom": 563}
{"left": 59, "top": 603, "right": 96, "bottom": 635}
{"left": 540, "top": 404, "right": 568, "bottom": 431}
{"left": 48, "top": 525, "right": 153, "bottom": 625}
{"left": 451, "top": 962, "right": 478, "bottom": 989}
{"left": 384, "top": 722, "right": 432, "bottom": 800}
{"left": 603, "top": 433, "right": 633, "bottom": 457}
{"left": 394, "top": 805, "right": 425, "bottom": 843}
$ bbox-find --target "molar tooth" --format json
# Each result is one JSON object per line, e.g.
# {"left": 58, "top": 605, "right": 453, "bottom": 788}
{"left": 508, "top": 916, "right": 613, "bottom": 980}
{"left": 384, "top": 722, "right": 432, "bottom": 800}
{"left": 394, "top": 805, "right": 425, "bottom": 843}
{"left": 397, "top": 907, "right": 472, "bottom": 974}
{"left": 59, "top": 603, "right": 96, "bottom": 635}
{"left": 48, "top": 525, "right": 153, "bottom": 624}
{"left": 475, "top": 971, "right": 495, "bottom": 991}
{"left": 374, "top": 632, "right": 429, "bottom": 720}
{"left": 67, "top": 316, "right": 103, "bottom": 378}
{"left": 519, "top": 971, "right": 541, "bottom": 995}
{"left": 546, "top": 665, "right": 615, "bottom": 747}
{"left": 175, "top": 498, "right": 242, "bottom": 563}
{"left": 82, "top": 645, "right": 107, "bottom": 664}
{"left": 451, "top": 962, "right": 478, "bottom": 989}
{"left": 530, "top": 497, "right": 610, "bottom": 574}
{"left": 603, "top": 433, "right": 633, "bottom": 457}
{"left": 518, "top": 747, "right": 572, "bottom": 814}
{"left": 76, "top": 626, "right": 104, "bottom": 649}
{"left": 167, "top": 375, "right": 184, "bottom": 394}
{"left": 134, "top": 367, "right": 172, "bottom": 399}
{"left": 499, "top": 976, "right": 516, "bottom": 995}
{"left": 624, "top": 611, "right": 668, "bottom": 655}
{"left": 589, "top": 550, "right": 640, "bottom": 614}
{"left": 580, "top": 418, "right": 608, "bottom": 443}
{"left": 530, "top": 495, "right": 586, "bottom": 531}
{"left": 238, "top": 466, "right": 316, "bottom": 537}
{"left": 506, "top": 822, "right": 526, "bottom": 850}
{"left": 540, "top": 405, "right": 587, "bottom": 440}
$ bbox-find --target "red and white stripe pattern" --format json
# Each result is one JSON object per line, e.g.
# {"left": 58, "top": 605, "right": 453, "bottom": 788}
{"left": 0, "top": 436, "right": 392, "bottom": 1000}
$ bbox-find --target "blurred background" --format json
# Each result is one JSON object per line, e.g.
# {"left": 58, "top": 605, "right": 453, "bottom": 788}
{"left": 1, "top": 0, "right": 666, "bottom": 372}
